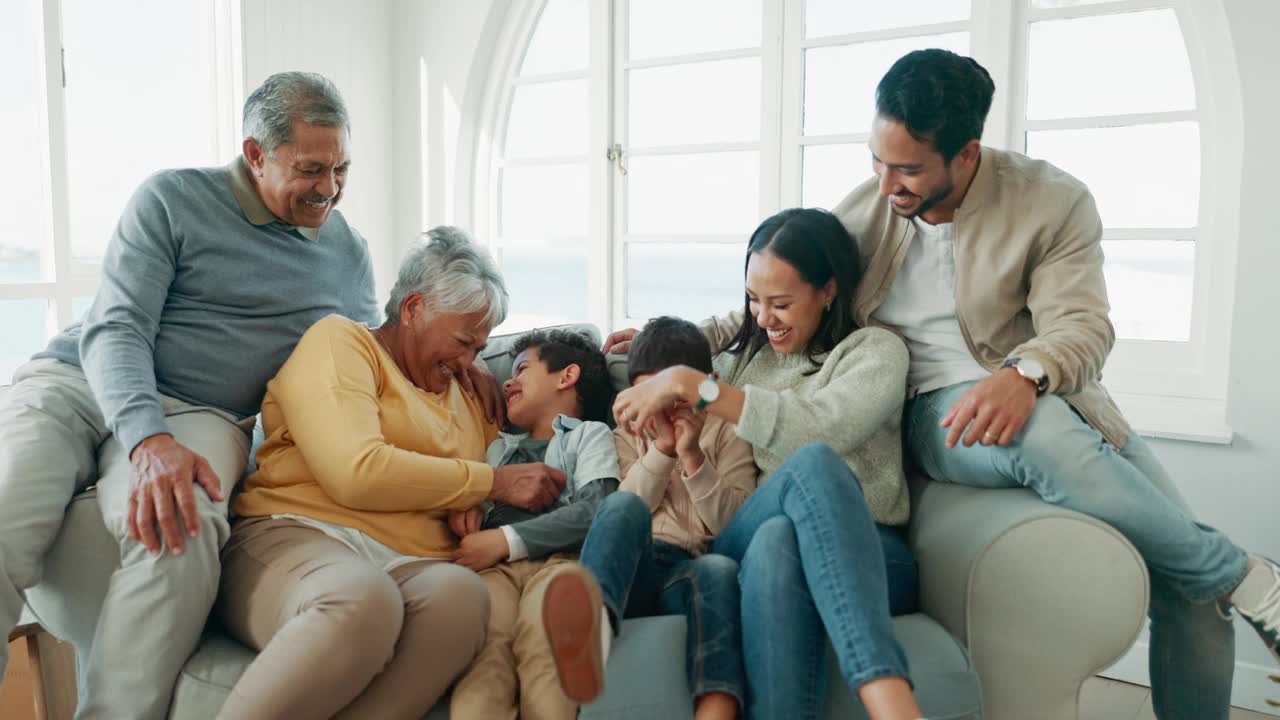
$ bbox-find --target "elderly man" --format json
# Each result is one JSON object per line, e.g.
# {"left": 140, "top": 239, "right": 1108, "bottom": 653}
{"left": 0, "top": 72, "right": 377, "bottom": 718}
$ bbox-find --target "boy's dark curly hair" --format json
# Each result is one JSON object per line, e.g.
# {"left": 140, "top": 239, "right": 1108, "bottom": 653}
{"left": 512, "top": 329, "right": 614, "bottom": 423}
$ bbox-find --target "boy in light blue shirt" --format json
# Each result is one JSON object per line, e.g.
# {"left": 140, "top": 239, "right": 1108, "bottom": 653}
{"left": 449, "top": 329, "right": 619, "bottom": 719}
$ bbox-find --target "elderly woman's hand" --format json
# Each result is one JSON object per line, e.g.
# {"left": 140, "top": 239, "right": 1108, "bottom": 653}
{"left": 448, "top": 507, "right": 485, "bottom": 538}
{"left": 457, "top": 362, "right": 507, "bottom": 427}
{"left": 452, "top": 528, "right": 509, "bottom": 571}
{"left": 489, "top": 463, "right": 568, "bottom": 512}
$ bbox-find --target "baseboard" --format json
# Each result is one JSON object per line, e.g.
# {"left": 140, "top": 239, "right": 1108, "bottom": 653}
{"left": 1100, "top": 641, "right": 1280, "bottom": 716}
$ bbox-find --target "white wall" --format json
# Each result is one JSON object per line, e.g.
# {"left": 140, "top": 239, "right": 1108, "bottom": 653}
{"left": 390, "top": 0, "right": 507, "bottom": 250}
{"left": 240, "top": 0, "right": 398, "bottom": 302}
{"left": 1106, "top": 1, "right": 1280, "bottom": 712}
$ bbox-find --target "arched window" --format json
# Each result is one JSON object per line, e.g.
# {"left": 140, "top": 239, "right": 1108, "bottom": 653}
{"left": 478, "top": 0, "right": 1240, "bottom": 440}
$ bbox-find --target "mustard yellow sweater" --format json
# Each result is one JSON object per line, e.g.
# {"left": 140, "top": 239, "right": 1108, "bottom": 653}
{"left": 235, "top": 314, "right": 499, "bottom": 557}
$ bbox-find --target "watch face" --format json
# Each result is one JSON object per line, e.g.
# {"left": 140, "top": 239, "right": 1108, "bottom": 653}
{"left": 1019, "top": 357, "right": 1045, "bottom": 380}
{"left": 699, "top": 377, "right": 721, "bottom": 402}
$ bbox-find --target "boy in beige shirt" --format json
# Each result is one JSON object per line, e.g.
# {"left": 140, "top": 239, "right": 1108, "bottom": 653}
{"left": 541, "top": 317, "right": 758, "bottom": 720}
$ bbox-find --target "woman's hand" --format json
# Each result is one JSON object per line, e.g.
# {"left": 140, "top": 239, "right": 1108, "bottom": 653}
{"left": 602, "top": 328, "right": 640, "bottom": 355}
{"left": 613, "top": 366, "right": 699, "bottom": 435}
{"left": 460, "top": 362, "right": 507, "bottom": 427}
{"left": 452, "top": 528, "right": 509, "bottom": 571}
{"left": 448, "top": 507, "right": 484, "bottom": 538}
{"left": 489, "top": 463, "right": 568, "bottom": 512}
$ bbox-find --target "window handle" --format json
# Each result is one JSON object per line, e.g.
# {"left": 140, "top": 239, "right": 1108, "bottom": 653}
{"left": 607, "top": 143, "right": 627, "bottom": 176}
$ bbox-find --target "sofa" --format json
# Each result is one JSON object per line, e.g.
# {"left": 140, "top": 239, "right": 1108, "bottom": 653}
{"left": 15, "top": 323, "right": 1150, "bottom": 719}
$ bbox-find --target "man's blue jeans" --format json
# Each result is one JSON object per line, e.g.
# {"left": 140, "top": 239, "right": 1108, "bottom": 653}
{"left": 907, "top": 381, "right": 1248, "bottom": 720}
{"left": 709, "top": 443, "right": 919, "bottom": 720}
{"left": 579, "top": 492, "right": 746, "bottom": 705}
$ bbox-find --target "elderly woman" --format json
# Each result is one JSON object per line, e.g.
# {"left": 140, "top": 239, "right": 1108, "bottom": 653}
{"left": 215, "top": 227, "right": 567, "bottom": 720}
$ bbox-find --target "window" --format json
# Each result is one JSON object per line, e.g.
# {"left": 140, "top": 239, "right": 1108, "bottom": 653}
{"left": 476, "top": 0, "right": 1241, "bottom": 437}
{"left": 0, "top": 0, "right": 240, "bottom": 382}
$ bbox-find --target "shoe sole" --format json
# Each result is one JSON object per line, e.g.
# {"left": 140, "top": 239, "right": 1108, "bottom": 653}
{"left": 542, "top": 570, "right": 605, "bottom": 704}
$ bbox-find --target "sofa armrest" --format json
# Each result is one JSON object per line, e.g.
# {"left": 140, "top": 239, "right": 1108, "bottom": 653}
{"left": 908, "top": 479, "right": 1148, "bottom": 720}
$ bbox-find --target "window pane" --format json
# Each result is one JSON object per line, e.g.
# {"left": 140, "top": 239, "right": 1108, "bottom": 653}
{"left": 72, "top": 295, "right": 94, "bottom": 325}
{"left": 805, "top": 0, "right": 969, "bottom": 39}
{"left": 1032, "top": 0, "right": 1126, "bottom": 8}
{"left": 500, "top": 163, "right": 588, "bottom": 239}
{"left": 0, "top": 299, "right": 49, "bottom": 382}
{"left": 505, "top": 80, "right": 588, "bottom": 159}
{"left": 63, "top": 0, "right": 222, "bottom": 275}
{"left": 1103, "top": 240, "right": 1193, "bottom": 342}
{"left": 521, "top": 0, "right": 587, "bottom": 75}
{"left": 804, "top": 33, "right": 969, "bottom": 136}
{"left": 496, "top": 248, "right": 590, "bottom": 333}
{"left": 630, "top": 58, "right": 760, "bottom": 147}
{"left": 627, "top": 243, "right": 745, "bottom": 320}
{"left": 628, "top": 152, "right": 759, "bottom": 236}
{"left": 803, "top": 144, "right": 874, "bottom": 209}
{"left": 0, "top": 0, "right": 52, "bottom": 284}
{"left": 1026, "top": 122, "right": 1199, "bottom": 229}
{"left": 630, "top": 0, "right": 761, "bottom": 60}
{"left": 1028, "top": 10, "right": 1194, "bottom": 120}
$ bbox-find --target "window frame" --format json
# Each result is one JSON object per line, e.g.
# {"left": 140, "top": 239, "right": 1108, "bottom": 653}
{"left": 0, "top": 0, "right": 243, "bottom": 338}
{"left": 472, "top": 0, "right": 1242, "bottom": 442}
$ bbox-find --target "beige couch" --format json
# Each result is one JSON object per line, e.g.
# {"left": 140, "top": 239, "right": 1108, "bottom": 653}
{"left": 7, "top": 324, "right": 1150, "bottom": 718}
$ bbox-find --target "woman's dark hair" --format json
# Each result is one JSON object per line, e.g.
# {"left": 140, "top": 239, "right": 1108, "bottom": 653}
{"left": 626, "top": 316, "right": 714, "bottom": 384}
{"left": 512, "top": 329, "right": 614, "bottom": 423}
{"left": 875, "top": 49, "right": 995, "bottom": 163}
{"left": 720, "top": 208, "right": 862, "bottom": 370}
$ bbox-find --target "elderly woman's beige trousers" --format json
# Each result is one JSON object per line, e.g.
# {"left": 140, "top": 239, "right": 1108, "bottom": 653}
{"left": 215, "top": 516, "right": 490, "bottom": 720}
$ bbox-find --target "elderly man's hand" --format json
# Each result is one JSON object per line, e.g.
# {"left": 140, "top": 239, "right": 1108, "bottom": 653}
{"left": 452, "top": 528, "right": 509, "bottom": 571}
{"left": 128, "top": 434, "right": 224, "bottom": 556}
{"left": 489, "top": 463, "right": 567, "bottom": 512}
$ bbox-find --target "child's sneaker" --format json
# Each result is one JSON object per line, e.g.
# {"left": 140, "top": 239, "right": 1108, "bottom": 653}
{"left": 1232, "top": 556, "right": 1280, "bottom": 663}
{"left": 543, "top": 565, "right": 607, "bottom": 703}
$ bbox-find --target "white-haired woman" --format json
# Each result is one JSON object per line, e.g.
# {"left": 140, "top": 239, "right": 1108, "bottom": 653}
{"left": 215, "top": 227, "right": 568, "bottom": 719}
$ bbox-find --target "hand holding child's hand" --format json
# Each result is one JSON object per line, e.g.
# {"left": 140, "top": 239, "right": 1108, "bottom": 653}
{"left": 452, "top": 528, "right": 509, "bottom": 571}
{"left": 448, "top": 507, "right": 484, "bottom": 538}
{"left": 671, "top": 408, "right": 706, "bottom": 475}
{"left": 645, "top": 411, "right": 678, "bottom": 457}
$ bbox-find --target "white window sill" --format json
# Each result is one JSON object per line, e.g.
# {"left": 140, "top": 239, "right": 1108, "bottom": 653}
{"left": 1109, "top": 392, "right": 1234, "bottom": 445}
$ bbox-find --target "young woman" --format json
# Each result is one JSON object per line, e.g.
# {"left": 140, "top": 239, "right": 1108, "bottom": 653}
{"left": 604, "top": 208, "right": 924, "bottom": 720}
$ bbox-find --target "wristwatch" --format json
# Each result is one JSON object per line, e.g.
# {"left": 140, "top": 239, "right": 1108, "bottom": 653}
{"left": 693, "top": 373, "right": 720, "bottom": 412}
{"left": 1002, "top": 356, "right": 1049, "bottom": 395}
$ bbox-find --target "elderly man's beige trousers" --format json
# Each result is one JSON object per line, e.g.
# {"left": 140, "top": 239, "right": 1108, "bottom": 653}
{"left": 0, "top": 358, "right": 253, "bottom": 719}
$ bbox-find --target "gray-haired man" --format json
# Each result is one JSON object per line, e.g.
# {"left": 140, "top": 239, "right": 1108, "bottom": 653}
{"left": 0, "top": 72, "right": 377, "bottom": 718}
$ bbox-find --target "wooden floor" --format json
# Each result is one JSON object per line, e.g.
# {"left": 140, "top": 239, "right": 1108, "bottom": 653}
{"left": 1082, "top": 676, "right": 1276, "bottom": 720}
{"left": 1, "top": 639, "right": 36, "bottom": 720}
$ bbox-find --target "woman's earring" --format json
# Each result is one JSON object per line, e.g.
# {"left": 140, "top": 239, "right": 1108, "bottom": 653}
{"left": 825, "top": 301, "right": 832, "bottom": 312}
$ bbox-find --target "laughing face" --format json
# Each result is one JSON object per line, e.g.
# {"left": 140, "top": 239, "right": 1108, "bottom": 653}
{"left": 245, "top": 119, "right": 349, "bottom": 228}
{"left": 401, "top": 302, "right": 492, "bottom": 394}
{"left": 503, "top": 347, "right": 565, "bottom": 430}
{"left": 868, "top": 114, "right": 970, "bottom": 223}
{"left": 745, "top": 250, "right": 836, "bottom": 355}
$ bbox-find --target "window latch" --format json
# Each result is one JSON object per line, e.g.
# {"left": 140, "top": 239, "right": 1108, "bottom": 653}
{"left": 607, "top": 143, "right": 627, "bottom": 176}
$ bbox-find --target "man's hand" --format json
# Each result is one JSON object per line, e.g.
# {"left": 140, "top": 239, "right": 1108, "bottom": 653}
{"left": 459, "top": 362, "right": 506, "bottom": 427}
{"left": 452, "top": 528, "right": 509, "bottom": 571}
{"left": 489, "top": 463, "right": 568, "bottom": 512}
{"left": 128, "top": 434, "right": 224, "bottom": 556}
{"left": 671, "top": 407, "right": 706, "bottom": 475}
{"left": 448, "top": 507, "right": 485, "bottom": 538}
{"left": 941, "top": 369, "right": 1038, "bottom": 448}
{"left": 602, "top": 328, "right": 640, "bottom": 355}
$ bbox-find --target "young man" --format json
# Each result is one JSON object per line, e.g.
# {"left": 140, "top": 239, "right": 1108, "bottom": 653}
{"left": 449, "top": 329, "right": 620, "bottom": 720}
{"left": 834, "top": 48, "right": 1278, "bottom": 720}
{"left": 541, "top": 316, "right": 759, "bottom": 720}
